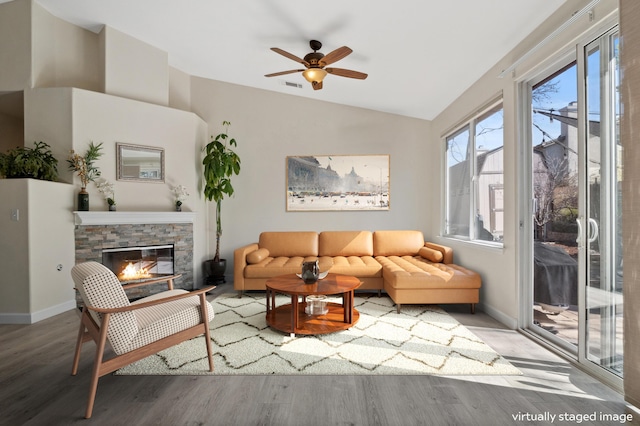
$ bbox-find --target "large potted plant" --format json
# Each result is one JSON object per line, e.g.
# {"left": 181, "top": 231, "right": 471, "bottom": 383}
{"left": 202, "top": 121, "right": 241, "bottom": 283}
{"left": 0, "top": 141, "right": 58, "bottom": 181}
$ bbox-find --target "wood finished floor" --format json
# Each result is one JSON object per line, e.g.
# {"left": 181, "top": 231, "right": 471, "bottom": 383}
{"left": 1, "top": 285, "right": 638, "bottom": 426}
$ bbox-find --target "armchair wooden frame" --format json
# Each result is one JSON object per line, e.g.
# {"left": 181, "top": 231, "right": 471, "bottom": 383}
{"left": 71, "top": 274, "right": 215, "bottom": 419}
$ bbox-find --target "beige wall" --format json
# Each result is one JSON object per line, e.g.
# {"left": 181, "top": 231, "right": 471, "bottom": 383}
{"left": 428, "top": 0, "right": 618, "bottom": 324}
{"left": 31, "top": 2, "right": 100, "bottom": 91}
{"left": 0, "top": 179, "right": 30, "bottom": 315}
{"left": 0, "top": 0, "right": 31, "bottom": 90}
{"left": 27, "top": 179, "right": 75, "bottom": 316}
{"left": 100, "top": 26, "right": 169, "bottom": 106}
{"left": 0, "top": 0, "right": 101, "bottom": 93}
{"left": 169, "top": 66, "right": 192, "bottom": 111}
{"left": 0, "top": 178, "right": 75, "bottom": 323}
{"left": 0, "top": 110, "right": 24, "bottom": 151}
{"left": 23, "top": 87, "right": 74, "bottom": 183}
{"left": 190, "top": 78, "right": 432, "bottom": 269}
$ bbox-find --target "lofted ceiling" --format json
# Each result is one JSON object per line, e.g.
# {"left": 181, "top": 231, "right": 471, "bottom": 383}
{"left": 11, "top": 0, "right": 567, "bottom": 120}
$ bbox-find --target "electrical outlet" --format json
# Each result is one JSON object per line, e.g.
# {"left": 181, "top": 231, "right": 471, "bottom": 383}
{"left": 10, "top": 209, "right": 19, "bottom": 221}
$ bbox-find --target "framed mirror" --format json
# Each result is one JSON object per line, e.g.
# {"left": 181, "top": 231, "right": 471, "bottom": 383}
{"left": 116, "top": 143, "right": 165, "bottom": 182}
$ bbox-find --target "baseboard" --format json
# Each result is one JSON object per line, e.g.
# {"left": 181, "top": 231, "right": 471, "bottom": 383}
{"left": 480, "top": 302, "right": 518, "bottom": 329}
{"left": 0, "top": 299, "right": 76, "bottom": 324}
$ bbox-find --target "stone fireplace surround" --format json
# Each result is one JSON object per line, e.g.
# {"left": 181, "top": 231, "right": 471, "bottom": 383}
{"left": 74, "top": 211, "right": 195, "bottom": 299}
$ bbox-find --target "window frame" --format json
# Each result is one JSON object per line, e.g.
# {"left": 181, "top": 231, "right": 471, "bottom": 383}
{"left": 443, "top": 99, "right": 504, "bottom": 246}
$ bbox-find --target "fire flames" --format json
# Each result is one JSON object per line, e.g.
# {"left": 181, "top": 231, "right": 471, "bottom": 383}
{"left": 120, "top": 262, "right": 151, "bottom": 280}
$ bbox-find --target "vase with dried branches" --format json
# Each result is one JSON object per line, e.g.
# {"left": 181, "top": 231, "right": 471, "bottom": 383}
{"left": 68, "top": 142, "right": 103, "bottom": 211}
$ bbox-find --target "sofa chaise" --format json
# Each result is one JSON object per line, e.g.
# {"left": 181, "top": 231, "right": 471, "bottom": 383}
{"left": 234, "top": 230, "right": 481, "bottom": 313}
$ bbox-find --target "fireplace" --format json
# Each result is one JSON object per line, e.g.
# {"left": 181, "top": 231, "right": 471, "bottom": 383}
{"left": 102, "top": 245, "right": 174, "bottom": 282}
{"left": 74, "top": 211, "right": 195, "bottom": 301}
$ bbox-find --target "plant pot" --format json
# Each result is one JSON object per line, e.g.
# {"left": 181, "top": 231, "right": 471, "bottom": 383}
{"left": 204, "top": 259, "right": 226, "bottom": 285}
{"left": 77, "top": 189, "right": 89, "bottom": 211}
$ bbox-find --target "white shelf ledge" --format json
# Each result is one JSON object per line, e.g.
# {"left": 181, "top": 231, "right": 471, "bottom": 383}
{"left": 73, "top": 211, "right": 196, "bottom": 226}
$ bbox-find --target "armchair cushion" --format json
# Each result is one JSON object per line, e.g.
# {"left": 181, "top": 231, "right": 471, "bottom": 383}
{"left": 129, "top": 290, "right": 214, "bottom": 353}
{"left": 71, "top": 261, "right": 138, "bottom": 355}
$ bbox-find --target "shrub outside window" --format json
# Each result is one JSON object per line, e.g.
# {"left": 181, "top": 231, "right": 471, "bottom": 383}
{"left": 445, "top": 102, "right": 504, "bottom": 243}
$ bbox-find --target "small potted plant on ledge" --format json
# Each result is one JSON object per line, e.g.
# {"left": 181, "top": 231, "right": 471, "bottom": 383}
{"left": 0, "top": 141, "right": 58, "bottom": 181}
{"left": 68, "top": 142, "right": 103, "bottom": 211}
{"left": 171, "top": 184, "right": 189, "bottom": 211}
{"left": 95, "top": 179, "right": 116, "bottom": 211}
{"left": 202, "top": 121, "right": 241, "bottom": 285}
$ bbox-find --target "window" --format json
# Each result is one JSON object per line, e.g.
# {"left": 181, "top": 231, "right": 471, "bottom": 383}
{"left": 445, "top": 102, "right": 504, "bottom": 243}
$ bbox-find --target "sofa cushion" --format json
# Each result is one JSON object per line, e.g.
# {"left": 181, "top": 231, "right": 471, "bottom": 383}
{"left": 377, "top": 255, "right": 481, "bottom": 290}
{"left": 259, "top": 232, "right": 318, "bottom": 257}
{"left": 244, "top": 256, "right": 320, "bottom": 278}
{"left": 328, "top": 255, "right": 382, "bottom": 278}
{"left": 247, "top": 248, "right": 269, "bottom": 264}
{"left": 373, "top": 230, "right": 425, "bottom": 256}
{"left": 418, "top": 246, "right": 443, "bottom": 263}
{"left": 319, "top": 231, "right": 373, "bottom": 257}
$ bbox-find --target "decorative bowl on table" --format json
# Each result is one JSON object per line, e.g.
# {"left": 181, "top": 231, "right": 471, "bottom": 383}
{"left": 296, "top": 271, "right": 328, "bottom": 280}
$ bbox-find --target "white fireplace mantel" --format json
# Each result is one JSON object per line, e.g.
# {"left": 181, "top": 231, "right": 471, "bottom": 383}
{"left": 73, "top": 211, "right": 196, "bottom": 226}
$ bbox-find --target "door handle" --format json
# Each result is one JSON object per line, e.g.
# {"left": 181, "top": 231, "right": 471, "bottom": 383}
{"left": 576, "top": 218, "right": 582, "bottom": 245}
{"left": 588, "top": 218, "right": 599, "bottom": 243}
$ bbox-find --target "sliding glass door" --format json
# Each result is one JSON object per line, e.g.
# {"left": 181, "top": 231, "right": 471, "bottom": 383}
{"left": 530, "top": 61, "right": 579, "bottom": 349}
{"left": 525, "top": 27, "right": 622, "bottom": 381}
{"left": 583, "top": 31, "right": 623, "bottom": 375}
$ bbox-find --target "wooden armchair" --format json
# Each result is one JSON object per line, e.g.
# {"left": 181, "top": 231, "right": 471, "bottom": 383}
{"left": 70, "top": 262, "right": 215, "bottom": 419}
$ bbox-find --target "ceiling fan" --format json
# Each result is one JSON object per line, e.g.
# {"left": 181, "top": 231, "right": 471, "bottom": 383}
{"left": 265, "top": 40, "right": 368, "bottom": 90}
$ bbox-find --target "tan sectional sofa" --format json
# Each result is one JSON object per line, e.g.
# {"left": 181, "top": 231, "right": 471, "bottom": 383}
{"left": 234, "top": 230, "right": 481, "bottom": 313}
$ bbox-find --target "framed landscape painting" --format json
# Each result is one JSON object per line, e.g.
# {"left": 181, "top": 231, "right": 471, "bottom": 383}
{"left": 286, "top": 154, "right": 390, "bottom": 211}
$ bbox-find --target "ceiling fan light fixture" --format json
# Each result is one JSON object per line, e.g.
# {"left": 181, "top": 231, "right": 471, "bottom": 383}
{"left": 302, "top": 68, "right": 327, "bottom": 83}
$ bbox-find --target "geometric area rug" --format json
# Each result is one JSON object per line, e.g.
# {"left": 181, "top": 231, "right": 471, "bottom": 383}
{"left": 115, "top": 293, "right": 522, "bottom": 376}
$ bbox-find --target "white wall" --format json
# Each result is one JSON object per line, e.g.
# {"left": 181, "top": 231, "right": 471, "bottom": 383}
{"left": 190, "top": 78, "right": 432, "bottom": 273}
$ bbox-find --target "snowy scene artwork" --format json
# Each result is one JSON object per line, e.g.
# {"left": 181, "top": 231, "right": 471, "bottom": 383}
{"left": 286, "top": 155, "right": 390, "bottom": 211}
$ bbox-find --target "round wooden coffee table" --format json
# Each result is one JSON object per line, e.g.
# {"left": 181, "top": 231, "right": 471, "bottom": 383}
{"left": 265, "top": 273, "right": 362, "bottom": 336}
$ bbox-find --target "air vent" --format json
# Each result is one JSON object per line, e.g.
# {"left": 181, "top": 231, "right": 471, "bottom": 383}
{"left": 280, "top": 80, "right": 303, "bottom": 89}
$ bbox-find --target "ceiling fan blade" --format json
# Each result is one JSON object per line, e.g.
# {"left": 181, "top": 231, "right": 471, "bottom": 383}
{"left": 265, "top": 69, "right": 305, "bottom": 77}
{"left": 325, "top": 68, "right": 368, "bottom": 80}
{"left": 312, "top": 81, "right": 323, "bottom": 90}
{"left": 271, "top": 47, "right": 310, "bottom": 67}
{"left": 319, "top": 46, "right": 352, "bottom": 66}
